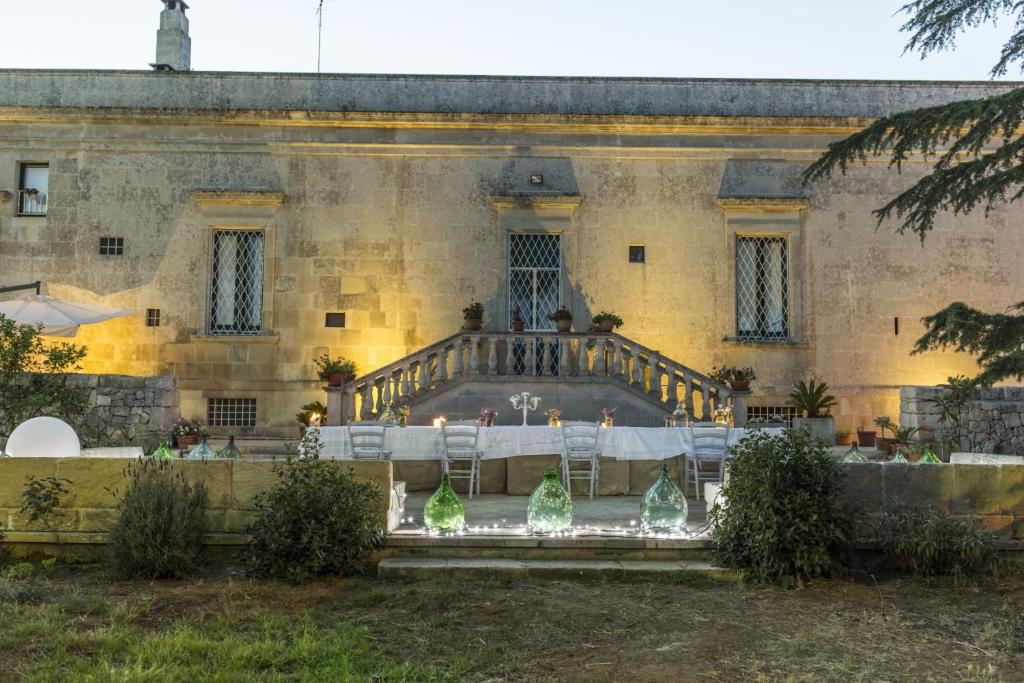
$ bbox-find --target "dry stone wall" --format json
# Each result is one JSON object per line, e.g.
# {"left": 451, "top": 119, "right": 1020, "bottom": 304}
{"left": 901, "top": 385, "right": 1024, "bottom": 456}
{"left": 68, "top": 374, "right": 180, "bottom": 447}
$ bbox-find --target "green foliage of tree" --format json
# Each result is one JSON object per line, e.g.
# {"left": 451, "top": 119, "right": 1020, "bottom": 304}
{"left": 0, "top": 314, "right": 88, "bottom": 444}
{"left": 803, "top": 1, "right": 1024, "bottom": 384}
{"left": 709, "top": 429, "right": 855, "bottom": 586}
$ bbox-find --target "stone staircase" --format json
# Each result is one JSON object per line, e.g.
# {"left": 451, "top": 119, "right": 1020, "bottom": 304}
{"left": 327, "top": 331, "right": 748, "bottom": 426}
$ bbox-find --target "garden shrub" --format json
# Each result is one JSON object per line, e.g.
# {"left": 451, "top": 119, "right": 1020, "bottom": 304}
{"left": 109, "top": 459, "right": 208, "bottom": 579}
{"left": 244, "top": 455, "right": 385, "bottom": 584}
{"left": 871, "top": 500, "right": 997, "bottom": 579}
{"left": 709, "top": 428, "right": 854, "bottom": 585}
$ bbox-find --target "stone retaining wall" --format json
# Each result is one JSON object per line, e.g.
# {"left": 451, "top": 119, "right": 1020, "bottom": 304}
{"left": 840, "top": 463, "right": 1024, "bottom": 539}
{"left": 71, "top": 374, "right": 180, "bottom": 447}
{"left": 0, "top": 457, "right": 394, "bottom": 560}
{"left": 901, "top": 385, "right": 1024, "bottom": 456}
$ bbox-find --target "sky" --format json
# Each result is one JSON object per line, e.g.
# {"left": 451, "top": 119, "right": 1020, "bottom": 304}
{"left": 0, "top": 0, "right": 1019, "bottom": 81}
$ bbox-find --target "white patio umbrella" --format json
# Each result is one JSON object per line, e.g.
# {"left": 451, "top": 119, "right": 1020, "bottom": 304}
{"left": 0, "top": 294, "right": 132, "bottom": 337}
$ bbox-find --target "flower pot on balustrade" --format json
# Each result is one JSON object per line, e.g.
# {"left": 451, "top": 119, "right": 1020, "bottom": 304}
{"left": 327, "top": 372, "right": 355, "bottom": 387}
{"left": 597, "top": 319, "right": 615, "bottom": 333}
{"left": 464, "top": 317, "right": 483, "bottom": 331}
{"left": 556, "top": 319, "right": 572, "bottom": 333}
{"left": 728, "top": 380, "right": 751, "bottom": 392}
{"left": 791, "top": 416, "right": 835, "bottom": 445}
{"left": 511, "top": 320, "right": 526, "bottom": 332}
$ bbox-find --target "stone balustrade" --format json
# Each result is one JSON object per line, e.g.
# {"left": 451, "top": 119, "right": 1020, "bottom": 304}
{"left": 327, "top": 332, "right": 740, "bottom": 426}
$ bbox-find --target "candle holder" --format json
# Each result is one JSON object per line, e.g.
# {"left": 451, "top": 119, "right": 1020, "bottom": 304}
{"left": 509, "top": 391, "right": 542, "bottom": 427}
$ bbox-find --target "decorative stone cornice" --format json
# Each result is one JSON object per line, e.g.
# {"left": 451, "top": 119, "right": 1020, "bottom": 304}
{"left": 716, "top": 197, "right": 808, "bottom": 213}
{"left": 192, "top": 190, "right": 285, "bottom": 208}
{"left": 489, "top": 194, "right": 583, "bottom": 211}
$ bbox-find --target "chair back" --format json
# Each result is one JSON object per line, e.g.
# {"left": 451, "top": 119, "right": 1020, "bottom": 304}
{"left": 561, "top": 421, "right": 600, "bottom": 458}
{"left": 691, "top": 424, "right": 729, "bottom": 460}
{"left": 347, "top": 421, "right": 388, "bottom": 459}
{"left": 442, "top": 420, "right": 480, "bottom": 459}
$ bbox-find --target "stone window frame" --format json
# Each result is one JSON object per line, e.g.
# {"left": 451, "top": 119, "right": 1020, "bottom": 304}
{"left": 191, "top": 191, "right": 284, "bottom": 341}
{"left": 717, "top": 198, "right": 807, "bottom": 347}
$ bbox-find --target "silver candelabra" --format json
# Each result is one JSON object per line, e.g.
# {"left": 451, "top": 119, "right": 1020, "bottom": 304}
{"left": 509, "top": 391, "right": 542, "bottom": 427}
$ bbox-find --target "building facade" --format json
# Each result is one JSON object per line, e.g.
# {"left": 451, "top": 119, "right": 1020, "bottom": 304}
{"left": 0, "top": 66, "right": 1021, "bottom": 435}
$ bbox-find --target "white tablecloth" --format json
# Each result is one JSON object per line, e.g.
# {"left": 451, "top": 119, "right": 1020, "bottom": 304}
{"left": 314, "top": 425, "right": 783, "bottom": 461}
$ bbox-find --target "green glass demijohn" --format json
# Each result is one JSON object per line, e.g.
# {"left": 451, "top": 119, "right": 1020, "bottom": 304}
{"left": 423, "top": 473, "right": 464, "bottom": 533}
{"left": 527, "top": 468, "right": 573, "bottom": 534}
{"left": 187, "top": 438, "right": 217, "bottom": 460}
{"left": 217, "top": 435, "right": 242, "bottom": 459}
{"left": 151, "top": 439, "right": 175, "bottom": 460}
{"left": 842, "top": 443, "right": 869, "bottom": 463}
{"left": 640, "top": 463, "right": 688, "bottom": 533}
{"left": 888, "top": 447, "right": 909, "bottom": 464}
{"left": 917, "top": 443, "right": 942, "bottom": 465}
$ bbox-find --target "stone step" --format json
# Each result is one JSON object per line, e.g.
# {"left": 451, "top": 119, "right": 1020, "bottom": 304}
{"left": 377, "top": 557, "right": 742, "bottom": 582}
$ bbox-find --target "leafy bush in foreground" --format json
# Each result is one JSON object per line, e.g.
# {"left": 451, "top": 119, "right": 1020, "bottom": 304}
{"left": 871, "top": 500, "right": 997, "bottom": 579}
{"left": 709, "top": 428, "right": 854, "bottom": 585}
{"left": 243, "top": 457, "right": 385, "bottom": 584}
{"left": 110, "top": 459, "right": 208, "bottom": 579}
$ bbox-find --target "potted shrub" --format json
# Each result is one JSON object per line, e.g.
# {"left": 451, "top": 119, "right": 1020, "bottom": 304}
{"left": 873, "top": 416, "right": 895, "bottom": 454}
{"left": 172, "top": 417, "right": 202, "bottom": 450}
{"left": 836, "top": 429, "right": 855, "bottom": 446}
{"left": 463, "top": 301, "right": 484, "bottom": 331}
{"left": 789, "top": 379, "right": 838, "bottom": 445}
{"left": 892, "top": 425, "right": 920, "bottom": 456}
{"left": 547, "top": 305, "right": 573, "bottom": 333}
{"left": 592, "top": 311, "right": 623, "bottom": 334}
{"left": 710, "top": 364, "right": 756, "bottom": 392}
{"left": 510, "top": 304, "right": 526, "bottom": 333}
{"left": 295, "top": 400, "right": 327, "bottom": 436}
{"left": 856, "top": 425, "right": 876, "bottom": 448}
{"left": 315, "top": 355, "right": 357, "bottom": 386}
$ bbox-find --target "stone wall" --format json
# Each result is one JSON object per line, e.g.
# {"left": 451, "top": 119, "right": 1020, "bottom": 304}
{"left": 900, "top": 385, "right": 1024, "bottom": 456}
{"left": 841, "top": 463, "right": 1024, "bottom": 539}
{"left": 0, "top": 457, "right": 394, "bottom": 560}
{"left": 69, "top": 374, "right": 180, "bottom": 447}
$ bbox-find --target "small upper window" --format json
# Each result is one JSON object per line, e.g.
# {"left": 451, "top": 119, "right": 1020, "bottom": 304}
{"left": 628, "top": 245, "right": 645, "bottom": 263}
{"left": 99, "top": 237, "right": 124, "bottom": 256}
{"left": 17, "top": 164, "right": 48, "bottom": 216}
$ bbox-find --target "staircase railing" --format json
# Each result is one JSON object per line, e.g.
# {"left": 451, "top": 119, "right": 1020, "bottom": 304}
{"left": 329, "top": 331, "right": 742, "bottom": 426}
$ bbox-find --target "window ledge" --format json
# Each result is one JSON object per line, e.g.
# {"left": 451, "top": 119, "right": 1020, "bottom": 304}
{"left": 722, "top": 336, "right": 809, "bottom": 349}
{"left": 189, "top": 333, "right": 279, "bottom": 345}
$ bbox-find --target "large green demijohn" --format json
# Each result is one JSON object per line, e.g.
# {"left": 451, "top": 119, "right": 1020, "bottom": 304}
{"left": 217, "top": 435, "right": 242, "bottom": 459}
{"left": 917, "top": 443, "right": 942, "bottom": 465}
{"left": 842, "top": 443, "right": 869, "bottom": 463}
{"left": 888, "top": 447, "right": 909, "bottom": 464}
{"left": 151, "top": 439, "right": 175, "bottom": 460}
{"left": 424, "top": 472, "right": 464, "bottom": 533}
{"left": 187, "top": 438, "right": 217, "bottom": 460}
{"left": 640, "top": 463, "right": 688, "bottom": 533}
{"left": 527, "top": 468, "right": 573, "bottom": 534}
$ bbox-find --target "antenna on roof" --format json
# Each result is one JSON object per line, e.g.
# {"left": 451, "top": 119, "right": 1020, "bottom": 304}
{"left": 316, "top": 0, "right": 325, "bottom": 73}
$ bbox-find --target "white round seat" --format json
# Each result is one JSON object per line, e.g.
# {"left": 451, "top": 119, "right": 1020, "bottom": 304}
{"left": 5, "top": 417, "right": 81, "bottom": 457}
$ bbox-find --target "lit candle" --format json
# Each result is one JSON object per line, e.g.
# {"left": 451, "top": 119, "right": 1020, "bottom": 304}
{"left": 432, "top": 416, "right": 446, "bottom": 428}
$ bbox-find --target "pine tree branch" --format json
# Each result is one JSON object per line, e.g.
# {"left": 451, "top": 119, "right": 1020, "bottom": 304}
{"left": 913, "top": 301, "right": 1024, "bottom": 383}
{"left": 899, "top": 0, "right": 1024, "bottom": 76}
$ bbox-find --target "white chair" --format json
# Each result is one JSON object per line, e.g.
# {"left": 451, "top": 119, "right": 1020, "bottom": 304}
{"left": 560, "top": 421, "right": 601, "bottom": 499}
{"left": 346, "top": 422, "right": 391, "bottom": 460}
{"left": 441, "top": 420, "right": 482, "bottom": 498}
{"left": 685, "top": 423, "right": 730, "bottom": 500}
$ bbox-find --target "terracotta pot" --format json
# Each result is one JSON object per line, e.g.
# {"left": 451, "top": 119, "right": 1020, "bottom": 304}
{"left": 857, "top": 430, "right": 877, "bottom": 447}
{"left": 556, "top": 319, "right": 572, "bottom": 333}
{"left": 511, "top": 320, "right": 525, "bottom": 332}
{"left": 836, "top": 432, "right": 855, "bottom": 446}
{"left": 597, "top": 319, "right": 615, "bottom": 333}
{"left": 729, "top": 380, "right": 751, "bottom": 392}
{"left": 176, "top": 434, "right": 197, "bottom": 450}
{"left": 464, "top": 317, "right": 483, "bottom": 331}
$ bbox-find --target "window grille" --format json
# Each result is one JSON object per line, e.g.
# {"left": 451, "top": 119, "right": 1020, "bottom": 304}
{"left": 210, "top": 230, "right": 264, "bottom": 335}
{"left": 99, "top": 237, "right": 124, "bottom": 256}
{"left": 17, "top": 163, "right": 48, "bottom": 216}
{"left": 747, "top": 405, "right": 797, "bottom": 427}
{"left": 508, "top": 233, "right": 562, "bottom": 374}
{"left": 207, "top": 398, "right": 257, "bottom": 428}
{"left": 736, "top": 236, "right": 789, "bottom": 341}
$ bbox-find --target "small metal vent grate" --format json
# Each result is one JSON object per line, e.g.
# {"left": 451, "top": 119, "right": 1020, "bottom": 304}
{"left": 207, "top": 398, "right": 256, "bottom": 428}
{"left": 210, "top": 230, "right": 264, "bottom": 335}
{"left": 99, "top": 237, "right": 124, "bottom": 256}
{"left": 747, "top": 405, "right": 798, "bottom": 427}
{"left": 736, "top": 236, "right": 789, "bottom": 341}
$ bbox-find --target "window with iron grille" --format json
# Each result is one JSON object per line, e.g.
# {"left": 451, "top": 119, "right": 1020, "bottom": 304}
{"left": 210, "top": 230, "right": 264, "bottom": 335}
{"left": 747, "top": 405, "right": 797, "bottom": 427}
{"left": 508, "top": 232, "right": 562, "bottom": 375}
{"left": 17, "top": 163, "right": 48, "bottom": 216}
{"left": 207, "top": 398, "right": 257, "bottom": 428}
{"left": 145, "top": 308, "right": 160, "bottom": 327}
{"left": 736, "top": 236, "right": 789, "bottom": 341}
{"left": 99, "top": 237, "right": 124, "bottom": 256}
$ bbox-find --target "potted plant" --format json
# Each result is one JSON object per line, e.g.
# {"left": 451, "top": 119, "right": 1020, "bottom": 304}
{"left": 836, "top": 429, "right": 855, "bottom": 446}
{"left": 315, "top": 355, "right": 357, "bottom": 386}
{"left": 873, "top": 416, "right": 895, "bottom": 454}
{"left": 789, "top": 379, "right": 838, "bottom": 445}
{"left": 710, "top": 365, "right": 756, "bottom": 392}
{"left": 463, "top": 301, "right": 484, "bottom": 331}
{"left": 295, "top": 400, "right": 327, "bottom": 436}
{"left": 592, "top": 312, "right": 623, "bottom": 334}
{"left": 171, "top": 417, "right": 202, "bottom": 450}
{"left": 892, "top": 425, "right": 920, "bottom": 455}
{"left": 510, "top": 305, "right": 526, "bottom": 333}
{"left": 856, "top": 425, "right": 877, "bottom": 448}
{"left": 479, "top": 407, "right": 497, "bottom": 427}
{"left": 546, "top": 408, "right": 561, "bottom": 427}
{"left": 396, "top": 405, "right": 410, "bottom": 428}
{"left": 601, "top": 407, "right": 616, "bottom": 427}
{"left": 547, "top": 306, "right": 573, "bottom": 333}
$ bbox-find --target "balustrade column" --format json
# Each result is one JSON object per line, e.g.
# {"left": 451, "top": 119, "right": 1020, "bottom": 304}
{"left": 702, "top": 385, "right": 712, "bottom": 420}
{"left": 559, "top": 337, "right": 573, "bottom": 376}
{"left": 343, "top": 386, "right": 357, "bottom": 424}
{"left": 612, "top": 340, "right": 624, "bottom": 377}
{"left": 525, "top": 336, "right": 536, "bottom": 376}
{"left": 684, "top": 374, "right": 695, "bottom": 419}
{"left": 436, "top": 347, "right": 448, "bottom": 383}
{"left": 373, "top": 378, "right": 384, "bottom": 414}
{"left": 400, "top": 366, "right": 411, "bottom": 398}
{"left": 452, "top": 339, "right": 463, "bottom": 378}
{"left": 505, "top": 336, "right": 516, "bottom": 375}
{"left": 359, "top": 384, "right": 372, "bottom": 420}
{"left": 649, "top": 354, "right": 661, "bottom": 398}
{"left": 667, "top": 368, "right": 678, "bottom": 408}
{"left": 594, "top": 338, "right": 607, "bottom": 376}
{"left": 488, "top": 337, "right": 499, "bottom": 375}
{"left": 418, "top": 357, "right": 430, "bottom": 391}
{"left": 381, "top": 374, "right": 392, "bottom": 405}
{"left": 576, "top": 338, "right": 588, "bottom": 376}
{"left": 632, "top": 352, "right": 643, "bottom": 386}
{"left": 541, "top": 337, "right": 553, "bottom": 376}
{"left": 468, "top": 335, "right": 481, "bottom": 374}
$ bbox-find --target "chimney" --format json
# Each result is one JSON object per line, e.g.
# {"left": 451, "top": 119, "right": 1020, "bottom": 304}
{"left": 150, "top": 1, "right": 191, "bottom": 71}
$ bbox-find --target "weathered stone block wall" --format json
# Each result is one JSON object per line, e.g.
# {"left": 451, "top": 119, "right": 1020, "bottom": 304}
{"left": 69, "top": 374, "right": 181, "bottom": 447}
{"left": 841, "top": 463, "right": 1024, "bottom": 538}
{"left": 900, "top": 385, "right": 1024, "bottom": 455}
{"left": 0, "top": 457, "right": 394, "bottom": 559}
